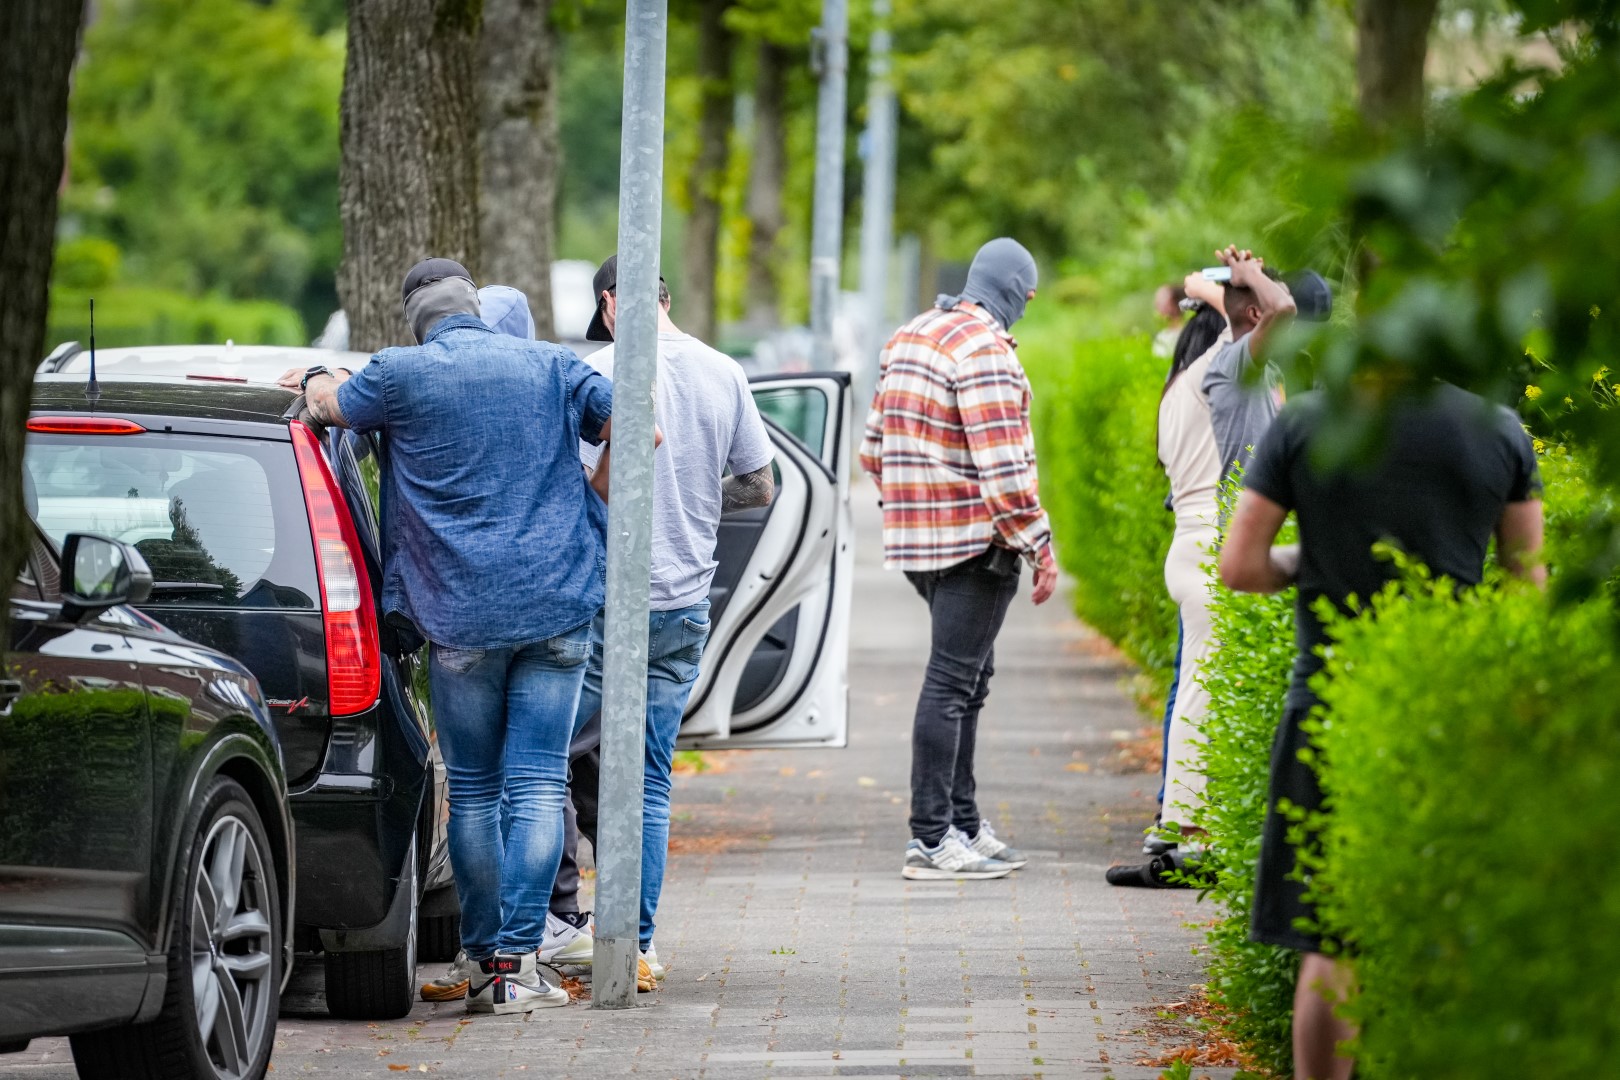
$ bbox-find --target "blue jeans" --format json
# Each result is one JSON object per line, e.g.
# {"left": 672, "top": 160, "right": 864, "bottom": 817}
{"left": 431, "top": 625, "right": 591, "bottom": 958}
{"left": 1157, "top": 618, "right": 1184, "bottom": 806}
{"left": 572, "top": 600, "right": 711, "bottom": 951}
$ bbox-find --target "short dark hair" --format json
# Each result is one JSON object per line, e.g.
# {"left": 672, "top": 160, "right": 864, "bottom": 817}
{"left": 1223, "top": 266, "right": 1281, "bottom": 321}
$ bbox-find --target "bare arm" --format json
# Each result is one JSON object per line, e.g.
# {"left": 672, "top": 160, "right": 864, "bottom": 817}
{"left": 585, "top": 419, "right": 662, "bottom": 504}
{"left": 1220, "top": 246, "right": 1296, "bottom": 360}
{"left": 1219, "top": 489, "right": 1297, "bottom": 594}
{"left": 721, "top": 463, "right": 775, "bottom": 513}
{"left": 1182, "top": 271, "right": 1228, "bottom": 321}
{"left": 1495, "top": 499, "right": 1547, "bottom": 588}
{"left": 302, "top": 371, "right": 353, "bottom": 429}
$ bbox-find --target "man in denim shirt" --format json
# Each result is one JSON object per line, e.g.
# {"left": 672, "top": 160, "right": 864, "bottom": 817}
{"left": 300, "top": 257, "right": 615, "bottom": 1015}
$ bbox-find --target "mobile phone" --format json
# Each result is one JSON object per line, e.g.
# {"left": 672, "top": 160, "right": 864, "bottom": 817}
{"left": 1200, "top": 266, "right": 1232, "bottom": 283}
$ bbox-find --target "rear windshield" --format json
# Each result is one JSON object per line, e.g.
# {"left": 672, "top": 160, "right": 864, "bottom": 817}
{"left": 25, "top": 431, "right": 319, "bottom": 609}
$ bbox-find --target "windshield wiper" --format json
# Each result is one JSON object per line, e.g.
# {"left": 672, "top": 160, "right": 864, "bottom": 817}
{"left": 148, "top": 582, "right": 226, "bottom": 597}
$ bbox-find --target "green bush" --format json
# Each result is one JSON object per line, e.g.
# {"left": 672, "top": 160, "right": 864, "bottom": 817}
{"left": 1309, "top": 576, "right": 1620, "bottom": 1078}
{"left": 47, "top": 285, "right": 305, "bottom": 351}
{"left": 1020, "top": 327, "right": 1179, "bottom": 697}
{"left": 1192, "top": 488, "right": 1299, "bottom": 1074}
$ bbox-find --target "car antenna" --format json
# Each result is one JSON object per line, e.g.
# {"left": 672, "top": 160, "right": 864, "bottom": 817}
{"left": 85, "top": 297, "right": 101, "bottom": 407}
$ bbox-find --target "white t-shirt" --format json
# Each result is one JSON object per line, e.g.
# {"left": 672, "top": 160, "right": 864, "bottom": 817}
{"left": 580, "top": 333, "right": 774, "bottom": 610}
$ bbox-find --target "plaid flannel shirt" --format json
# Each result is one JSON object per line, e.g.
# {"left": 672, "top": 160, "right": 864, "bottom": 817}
{"left": 859, "top": 302, "right": 1053, "bottom": 571}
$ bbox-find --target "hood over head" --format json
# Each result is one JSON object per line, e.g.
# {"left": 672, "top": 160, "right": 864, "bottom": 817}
{"left": 478, "top": 285, "right": 536, "bottom": 339}
{"left": 936, "top": 237, "right": 1038, "bottom": 332}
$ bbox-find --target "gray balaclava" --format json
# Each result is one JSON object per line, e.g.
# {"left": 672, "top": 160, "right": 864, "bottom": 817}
{"left": 937, "top": 238, "right": 1038, "bottom": 332}
{"left": 401, "top": 257, "right": 480, "bottom": 343}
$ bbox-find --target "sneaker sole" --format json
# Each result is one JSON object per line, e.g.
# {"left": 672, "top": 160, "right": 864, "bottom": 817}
{"left": 994, "top": 857, "right": 1029, "bottom": 870}
{"left": 467, "top": 990, "right": 570, "bottom": 1014}
{"left": 902, "top": 865, "right": 1012, "bottom": 880}
{"left": 540, "top": 940, "right": 594, "bottom": 966}
{"left": 420, "top": 980, "right": 469, "bottom": 1002}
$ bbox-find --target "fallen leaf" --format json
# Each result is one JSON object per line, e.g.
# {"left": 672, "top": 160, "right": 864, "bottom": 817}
{"left": 857, "top": 777, "right": 876, "bottom": 787}
{"left": 388, "top": 1066, "right": 410, "bottom": 1073}
{"left": 778, "top": 766, "right": 797, "bottom": 776}
{"left": 1064, "top": 762, "right": 1092, "bottom": 773}
{"left": 806, "top": 769, "right": 824, "bottom": 778}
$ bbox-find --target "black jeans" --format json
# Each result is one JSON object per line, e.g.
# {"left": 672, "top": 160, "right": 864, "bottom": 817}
{"left": 904, "top": 548, "right": 1021, "bottom": 848}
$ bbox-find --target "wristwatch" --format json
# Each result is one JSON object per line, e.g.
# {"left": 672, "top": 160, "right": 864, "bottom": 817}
{"left": 300, "top": 365, "right": 333, "bottom": 391}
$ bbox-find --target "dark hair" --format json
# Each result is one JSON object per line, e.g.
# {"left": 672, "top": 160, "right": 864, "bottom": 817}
{"left": 1222, "top": 265, "right": 1282, "bottom": 326}
{"left": 608, "top": 281, "right": 672, "bottom": 306}
{"left": 1163, "top": 303, "right": 1226, "bottom": 396}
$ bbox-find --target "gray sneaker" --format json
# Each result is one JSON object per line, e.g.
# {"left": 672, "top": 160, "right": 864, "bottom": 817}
{"left": 903, "top": 833, "right": 1013, "bottom": 880}
{"left": 957, "top": 820, "right": 1028, "bottom": 870}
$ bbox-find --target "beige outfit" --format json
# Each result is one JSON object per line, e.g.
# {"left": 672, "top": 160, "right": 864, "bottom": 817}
{"left": 1155, "top": 331, "right": 1229, "bottom": 829}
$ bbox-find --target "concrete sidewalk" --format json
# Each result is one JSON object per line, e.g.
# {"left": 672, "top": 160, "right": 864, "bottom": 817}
{"left": 1, "top": 483, "right": 1228, "bottom": 1078}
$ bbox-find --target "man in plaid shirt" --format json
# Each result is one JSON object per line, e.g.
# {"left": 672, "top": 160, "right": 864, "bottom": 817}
{"left": 860, "top": 237, "right": 1058, "bottom": 881}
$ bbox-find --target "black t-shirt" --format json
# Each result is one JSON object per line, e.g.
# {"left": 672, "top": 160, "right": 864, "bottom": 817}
{"left": 1244, "top": 383, "right": 1541, "bottom": 708}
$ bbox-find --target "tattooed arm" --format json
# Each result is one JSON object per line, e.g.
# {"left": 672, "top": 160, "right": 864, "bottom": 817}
{"left": 302, "top": 371, "right": 353, "bottom": 429}
{"left": 721, "top": 463, "right": 775, "bottom": 513}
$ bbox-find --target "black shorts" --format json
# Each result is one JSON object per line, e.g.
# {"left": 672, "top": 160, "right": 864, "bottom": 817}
{"left": 1250, "top": 702, "right": 1329, "bottom": 953}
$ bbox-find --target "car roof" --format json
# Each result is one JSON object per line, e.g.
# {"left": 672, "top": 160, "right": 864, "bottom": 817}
{"left": 47, "top": 343, "right": 372, "bottom": 384}
{"left": 32, "top": 374, "right": 300, "bottom": 429}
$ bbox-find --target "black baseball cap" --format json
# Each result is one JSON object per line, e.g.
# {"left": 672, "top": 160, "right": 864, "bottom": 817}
{"left": 1283, "top": 269, "right": 1334, "bottom": 322}
{"left": 402, "top": 257, "right": 474, "bottom": 302}
{"left": 586, "top": 254, "right": 668, "bottom": 342}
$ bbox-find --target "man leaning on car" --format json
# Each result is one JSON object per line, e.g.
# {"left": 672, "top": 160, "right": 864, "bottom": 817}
{"left": 297, "top": 258, "right": 617, "bottom": 1016}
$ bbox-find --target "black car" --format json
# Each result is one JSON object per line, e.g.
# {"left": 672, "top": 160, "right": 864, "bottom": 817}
{"left": 27, "top": 376, "right": 452, "bottom": 1021}
{"left": 2, "top": 523, "right": 293, "bottom": 1079}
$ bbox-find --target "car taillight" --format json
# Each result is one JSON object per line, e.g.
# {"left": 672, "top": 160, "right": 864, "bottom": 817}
{"left": 27, "top": 416, "right": 146, "bottom": 435}
{"left": 289, "top": 421, "right": 381, "bottom": 716}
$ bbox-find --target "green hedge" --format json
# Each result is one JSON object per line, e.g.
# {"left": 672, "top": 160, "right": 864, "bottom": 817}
{"left": 47, "top": 285, "right": 306, "bottom": 352}
{"left": 1021, "top": 330, "right": 1178, "bottom": 699}
{"left": 1310, "top": 576, "right": 1620, "bottom": 1078}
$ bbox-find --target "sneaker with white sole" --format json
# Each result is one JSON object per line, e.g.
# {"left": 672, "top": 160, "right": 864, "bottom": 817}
{"left": 539, "top": 912, "right": 594, "bottom": 966}
{"left": 466, "top": 951, "right": 569, "bottom": 1014}
{"left": 420, "top": 950, "right": 476, "bottom": 1002}
{"left": 642, "top": 943, "right": 665, "bottom": 981}
{"left": 956, "top": 820, "right": 1028, "bottom": 870}
{"left": 902, "top": 833, "right": 1013, "bottom": 880}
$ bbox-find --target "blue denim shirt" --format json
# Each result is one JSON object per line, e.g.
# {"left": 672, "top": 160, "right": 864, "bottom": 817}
{"left": 336, "top": 314, "right": 613, "bottom": 649}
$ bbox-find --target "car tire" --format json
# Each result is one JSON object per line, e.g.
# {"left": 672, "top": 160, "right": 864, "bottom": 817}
{"left": 71, "top": 777, "right": 282, "bottom": 1080}
{"left": 418, "top": 910, "right": 460, "bottom": 964}
{"left": 323, "top": 839, "right": 418, "bottom": 1020}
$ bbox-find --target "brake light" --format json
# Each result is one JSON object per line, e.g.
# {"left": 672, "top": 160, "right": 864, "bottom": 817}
{"left": 289, "top": 421, "right": 381, "bottom": 716}
{"left": 27, "top": 416, "right": 146, "bottom": 435}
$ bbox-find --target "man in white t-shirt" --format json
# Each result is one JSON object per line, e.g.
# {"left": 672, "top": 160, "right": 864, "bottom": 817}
{"left": 574, "top": 255, "right": 774, "bottom": 989}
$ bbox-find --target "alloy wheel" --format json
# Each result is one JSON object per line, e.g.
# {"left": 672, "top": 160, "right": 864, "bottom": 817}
{"left": 191, "top": 813, "right": 275, "bottom": 1080}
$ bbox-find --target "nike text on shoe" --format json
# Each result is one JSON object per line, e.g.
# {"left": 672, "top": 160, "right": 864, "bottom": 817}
{"left": 902, "top": 834, "right": 1013, "bottom": 880}
{"left": 958, "top": 819, "right": 1029, "bottom": 870}
{"left": 466, "top": 951, "right": 570, "bottom": 1014}
{"left": 421, "top": 950, "right": 476, "bottom": 1002}
{"left": 540, "top": 911, "right": 594, "bottom": 967}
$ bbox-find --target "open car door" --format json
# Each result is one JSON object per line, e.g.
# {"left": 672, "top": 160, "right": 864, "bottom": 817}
{"left": 677, "top": 372, "right": 853, "bottom": 749}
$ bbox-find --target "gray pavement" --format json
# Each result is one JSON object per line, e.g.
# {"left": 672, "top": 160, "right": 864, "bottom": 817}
{"left": 2, "top": 481, "right": 1227, "bottom": 1078}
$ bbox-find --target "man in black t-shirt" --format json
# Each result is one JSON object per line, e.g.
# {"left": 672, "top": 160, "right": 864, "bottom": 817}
{"left": 1219, "top": 381, "right": 1544, "bottom": 1080}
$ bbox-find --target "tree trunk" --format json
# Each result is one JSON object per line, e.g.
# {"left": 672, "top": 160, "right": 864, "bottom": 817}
{"left": 480, "top": 0, "right": 560, "bottom": 340}
{"left": 1355, "top": 0, "right": 1440, "bottom": 130}
{"left": 339, "top": 0, "right": 483, "bottom": 353}
{"left": 682, "top": 0, "right": 735, "bottom": 344}
{"left": 1, "top": 1, "right": 83, "bottom": 593}
{"left": 745, "top": 41, "right": 788, "bottom": 331}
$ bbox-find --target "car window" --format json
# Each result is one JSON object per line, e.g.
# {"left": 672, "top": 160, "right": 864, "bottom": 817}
{"left": 25, "top": 432, "right": 320, "bottom": 609}
{"left": 752, "top": 386, "right": 829, "bottom": 459}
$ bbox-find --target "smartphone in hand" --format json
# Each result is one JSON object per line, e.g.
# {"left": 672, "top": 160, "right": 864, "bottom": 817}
{"left": 1200, "top": 266, "right": 1232, "bottom": 283}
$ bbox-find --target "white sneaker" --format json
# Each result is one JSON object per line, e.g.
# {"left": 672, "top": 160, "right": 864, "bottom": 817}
{"left": 641, "top": 943, "right": 665, "bottom": 980}
{"left": 955, "top": 820, "right": 1029, "bottom": 870}
{"left": 466, "top": 951, "right": 569, "bottom": 1014}
{"left": 902, "top": 833, "right": 1013, "bottom": 880}
{"left": 421, "top": 949, "right": 477, "bottom": 1001}
{"left": 539, "top": 912, "right": 594, "bottom": 966}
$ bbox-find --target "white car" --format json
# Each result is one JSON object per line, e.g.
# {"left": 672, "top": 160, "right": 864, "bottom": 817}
{"left": 34, "top": 343, "right": 853, "bottom": 751}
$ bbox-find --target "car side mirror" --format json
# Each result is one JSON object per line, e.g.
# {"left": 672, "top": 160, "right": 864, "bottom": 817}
{"left": 60, "top": 533, "right": 153, "bottom": 622}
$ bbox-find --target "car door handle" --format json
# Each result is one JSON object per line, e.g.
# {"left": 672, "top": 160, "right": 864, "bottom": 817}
{"left": 0, "top": 679, "right": 22, "bottom": 715}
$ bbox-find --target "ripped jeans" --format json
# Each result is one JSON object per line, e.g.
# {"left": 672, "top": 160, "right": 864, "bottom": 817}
{"left": 430, "top": 624, "right": 591, "bottom": 959}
